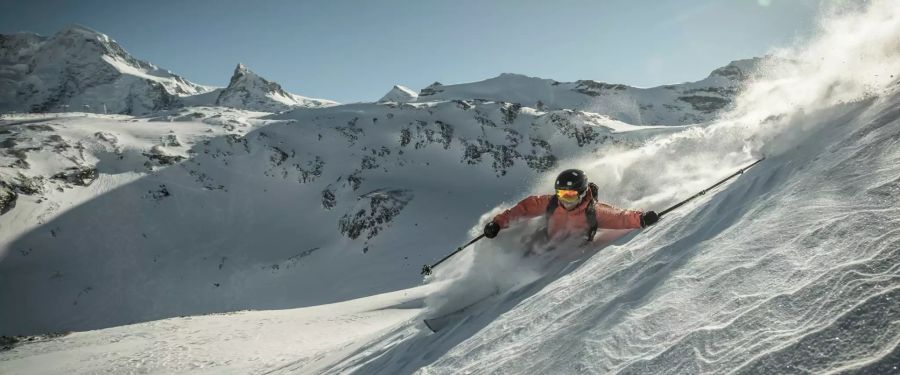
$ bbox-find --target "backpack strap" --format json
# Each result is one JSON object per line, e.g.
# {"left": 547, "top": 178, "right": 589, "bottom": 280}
{"left": 584, "top": 182, "right": 600, "bottom": 243}
{"left": 544, "top": 195, "right": 558, "bottom": 236}
{"left": 545, "top": 194, "right": 559, "bottom": 220}
{"left": 584, "top": 200, "right": 598, "bottom": 242}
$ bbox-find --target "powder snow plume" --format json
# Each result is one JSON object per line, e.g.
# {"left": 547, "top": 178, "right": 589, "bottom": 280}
{"left": 566, "top": 0, "right": 900, "bottom": 213}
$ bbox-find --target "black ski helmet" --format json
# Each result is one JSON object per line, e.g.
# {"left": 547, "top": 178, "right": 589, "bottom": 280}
{"left": 555, "top": 169, "right": 588, "bottom": 193}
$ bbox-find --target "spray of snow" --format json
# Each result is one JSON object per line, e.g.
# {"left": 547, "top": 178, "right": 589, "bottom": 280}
{"left": 421, "top": 207, "right": 545, "bottom": 316}
{"left": 572, "top": 0, "right": 900, "bottom": 212}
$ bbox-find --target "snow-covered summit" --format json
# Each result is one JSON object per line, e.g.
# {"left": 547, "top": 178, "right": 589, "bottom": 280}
{"left": 378, "top": 84, "right": 418, "bottom": 102}
{"left": 214, "top": 63, "right": 337, "bottom": 112}
{"left": 0, "top": 24, "right": 214, "bottom": 115}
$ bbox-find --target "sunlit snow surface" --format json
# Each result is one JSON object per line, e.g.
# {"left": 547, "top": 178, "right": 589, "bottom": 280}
{"left": 2, "top": 1, "right": 900, "bottom": 374}
{"left": 0, "top": 286, "right": 433, "bottom": 374}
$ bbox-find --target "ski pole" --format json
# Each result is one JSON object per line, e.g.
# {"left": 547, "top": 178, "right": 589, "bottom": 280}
{"left": 421, "top": 234, "right": 485, "bottom": 276}
{"left": 658, "top": 157, "right": 765, "bottom": 218}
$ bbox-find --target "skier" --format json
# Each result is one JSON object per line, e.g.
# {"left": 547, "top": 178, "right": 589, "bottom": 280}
{"left": 483, "top": 169, "right": 658, "bottom": 248}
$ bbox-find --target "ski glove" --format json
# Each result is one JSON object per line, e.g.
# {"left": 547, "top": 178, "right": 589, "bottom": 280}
{"left": 484, "top": 221, "right": 501, "bottom": 238}
{"left": 640, "top": 211, "right": 659, "bottom": 228}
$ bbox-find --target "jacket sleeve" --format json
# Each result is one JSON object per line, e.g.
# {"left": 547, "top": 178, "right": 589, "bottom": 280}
{"left": 493, "top": 195, "right": 553, "bottom": 228}
{"left": 595, "top": 202, "right": 643, "bottom": 230}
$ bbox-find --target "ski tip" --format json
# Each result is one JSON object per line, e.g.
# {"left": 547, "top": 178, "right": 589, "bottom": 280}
{"left": 423, "top": 319, "right": 438, "bottom": 333}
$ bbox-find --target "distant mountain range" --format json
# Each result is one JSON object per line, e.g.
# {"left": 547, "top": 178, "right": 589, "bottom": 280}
{"left": 1, "top": 24, "right": 763, "bottom": 124}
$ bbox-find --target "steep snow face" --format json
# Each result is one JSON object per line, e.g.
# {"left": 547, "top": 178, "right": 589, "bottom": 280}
{"left": 0, "top": 25, "right": 213, "bottom": 115}
{"left": 416, "top": 60, "right": 762, "bottom": 126}
{"left": 378, "top": 85, "right": 418, "bottom": 103}
{"left": 214, "top": 63, "right": 337, "bottom": 112}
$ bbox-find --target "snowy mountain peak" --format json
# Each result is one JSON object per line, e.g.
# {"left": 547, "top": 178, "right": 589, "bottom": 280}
{"left": 419, "top": 81, "right": 444, "bottom": 96}
{"left": 496, "top": 72, "right": 533, "bottom": 79}
{"left": 226, "top": 62, "right": 265, "bottom": 87}
{"left": 231, "top": 62, "right": 259, "bottom": 80}
{"left": 0, "top": 25, "right": 212, "bottom": 114}
{"left": 215, "top": 63, "right": 337, "bottom": 112}
{"left": 378, "top": 85, "right": 418, "bottom": 102}
{"left": 44, "top": 24, "right": 165, "bottom": 76}
{"left": 55, "top": 24, "right": 108, "bottom": 41}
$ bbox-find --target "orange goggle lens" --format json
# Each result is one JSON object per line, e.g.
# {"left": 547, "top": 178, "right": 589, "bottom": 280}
{"left": 556, "top": 189, "right": 581, "bottom": 202}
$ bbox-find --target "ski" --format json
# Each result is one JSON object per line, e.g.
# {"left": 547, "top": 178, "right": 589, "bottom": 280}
{"left": 423, "top": 293, "right": 496, "bottom": 332}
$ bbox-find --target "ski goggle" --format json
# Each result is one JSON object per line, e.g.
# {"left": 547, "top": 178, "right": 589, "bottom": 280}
{"left": 556, "top": 189, "right": 582, "bottom": 203}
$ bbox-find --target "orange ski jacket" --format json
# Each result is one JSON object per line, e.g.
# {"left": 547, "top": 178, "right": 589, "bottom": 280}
{"left": 492, "top": 190, "right": 643, "bottom": 241}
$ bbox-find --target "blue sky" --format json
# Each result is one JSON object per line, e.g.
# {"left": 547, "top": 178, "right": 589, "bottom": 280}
{"left": 1, "top": 0, "right": 821, "bottom": 103}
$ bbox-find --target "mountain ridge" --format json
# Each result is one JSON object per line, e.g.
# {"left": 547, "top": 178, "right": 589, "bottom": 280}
{"left": 0, "top": 25, "right": 336, "bottom": 114}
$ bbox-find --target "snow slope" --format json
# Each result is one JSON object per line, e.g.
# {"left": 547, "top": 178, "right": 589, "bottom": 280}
{"left": 2, "top": 1, "right": 899, "bottom": 374}
{"left": 0, "top": 285, "right": 434, "bottom": 374}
